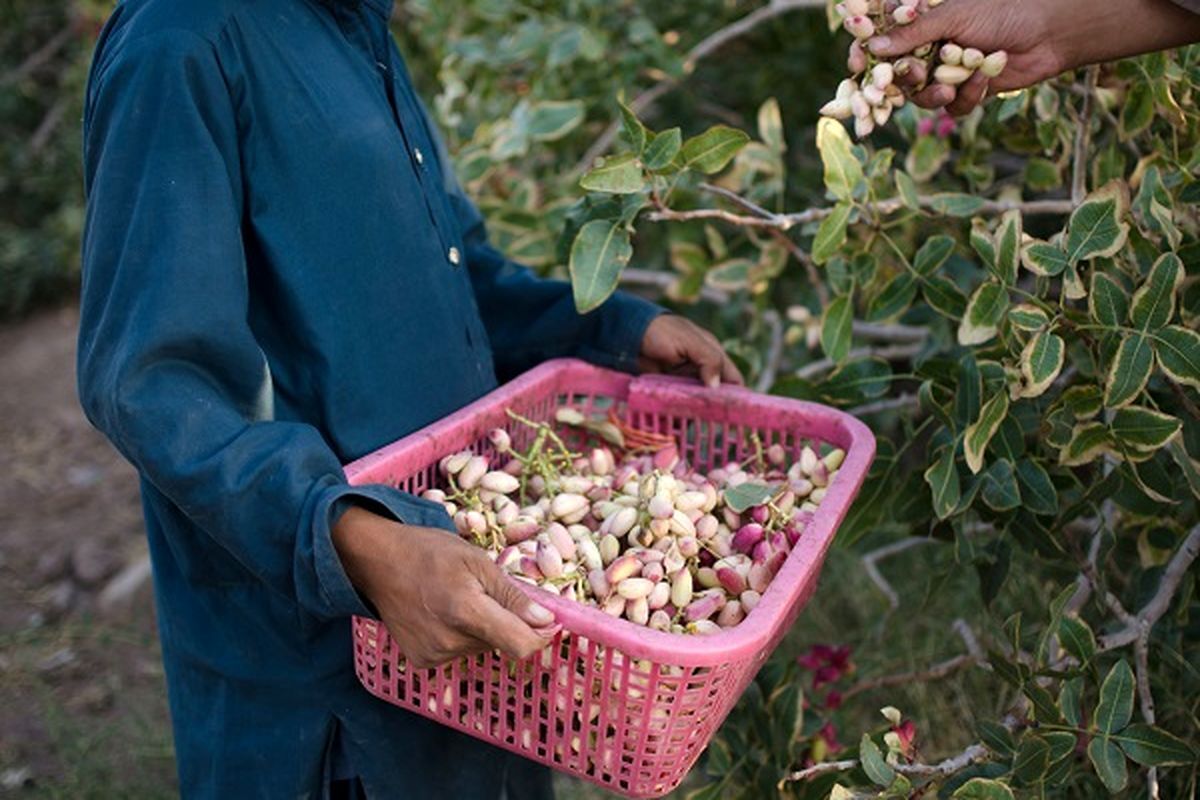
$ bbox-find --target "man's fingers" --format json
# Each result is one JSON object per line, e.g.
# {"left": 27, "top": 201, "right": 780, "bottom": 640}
{"left": 893, "top": 57, "right": 927, "bottom": 91}
{"left": 911, "top": 82, "right": 956, "bottom": 109}
{"left": 946, "top": 71, "right": 989, "bottom": 117}
{"left": 463, "top": 589, "right": 550, "bottom": 661}
{"left": 868, "top": 6, "right": 959, "bottom": 59}
{"left": 721, "top": 356, "right": 745, "bottom": 387}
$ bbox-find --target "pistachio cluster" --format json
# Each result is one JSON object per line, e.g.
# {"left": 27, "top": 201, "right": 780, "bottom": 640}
{"left": 423, "top": 407, "right": 844, "bottom": 636}
{"left": 821, "top": 0, "right": 1008, "bottom": 137}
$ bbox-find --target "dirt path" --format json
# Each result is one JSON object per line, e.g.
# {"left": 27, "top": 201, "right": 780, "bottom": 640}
{"left": 0, "top": 305, "right": 176, "bottom": 797}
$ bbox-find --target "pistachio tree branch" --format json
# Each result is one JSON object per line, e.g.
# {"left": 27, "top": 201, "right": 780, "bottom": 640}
{"left": 755, "top": 309, "right": 786, "bottom": 393}
{"left": 619, "top": 267, "right": 731, "bottom": 304}
{"left": 575, "top": 0, "right": 826, "bottom": 171}
{"left": 795, "top": 343, "right": 923, "bottom": 380}
{"left": 843, "top": 619, "right": 985, "bottom": 699}
{"left": 861, "top": 537, "right": 932, "bottom": 610}
{"left": 847, "top": 393, "right": 920, "bottom": 417}
{"left": 1098, "top": 524, "right": 1200, "bottom": 652}
{"left": 1071, "top": 67, "right": 1100, "bottom": 204}
{"left": 645, "top": 196, "right": 1077, "bottom": 230}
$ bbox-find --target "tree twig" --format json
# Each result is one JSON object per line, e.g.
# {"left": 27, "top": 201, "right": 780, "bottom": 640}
{"left": 755, "top": 309, "right": 785, "bottom": 393}
{"left": 852, "top": 321, "right": 928, "bottom": 344}
{"left": 1098, "top": 524, "right": 1200, "bottom": 651}
{"left": 861, "top": 537, "right": 932, "bottom": 610}
{"left": 1071, "top": 66, "right": 1100, "bottom": 204}
{"left": 1, "top": 25, "right": 76, "bottom": 88}
{"left": 575, "top": 0, "right": 825, "bottom": 171}
{"left": 795, "top": 343, "right": 923, "bottom": 380}
{"left": 847, "top": 393, "right": 919, "bottom": 417}
{"left": 645, "top": 196, "right": 1077, "bottom": 231}
{"left": 619, "top": 267, "right": 731, "bottom": 304}
{"left": 1134, "top": 624, "right": 1160, "bottom": 800}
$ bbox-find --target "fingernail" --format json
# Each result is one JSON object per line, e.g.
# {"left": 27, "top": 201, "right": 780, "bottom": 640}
{"left": 868, "top": 37, "right": 891, "bottom": 55}
{"left": 528, "top": 604, "right": 554, "bottom": 625}
{"left": 535, "top": 623, "right": 562, "bottom": 638}
{"left": 706, "top": 376, "right": 720, "bottom": 389}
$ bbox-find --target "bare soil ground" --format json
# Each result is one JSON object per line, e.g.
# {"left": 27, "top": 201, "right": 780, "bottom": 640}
{"left": 0, "top": 305, "right": 176, "bottom": 798}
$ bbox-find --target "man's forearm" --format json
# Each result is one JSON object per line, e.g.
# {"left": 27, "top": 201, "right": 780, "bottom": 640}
{"left": 1063, "top": 0, "right": 1200, "bottom": 71}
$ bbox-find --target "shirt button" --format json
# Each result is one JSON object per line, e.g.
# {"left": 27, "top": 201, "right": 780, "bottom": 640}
{"left": 448, "top": 247, "right": 462, "bottom": 266}
{"left": 414, "top": 148, "right": 425, "bottom": 165}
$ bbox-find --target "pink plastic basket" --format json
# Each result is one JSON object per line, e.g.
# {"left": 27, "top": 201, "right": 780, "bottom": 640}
{"left": 346, "top": 359, "right": 875, "bottom": 798}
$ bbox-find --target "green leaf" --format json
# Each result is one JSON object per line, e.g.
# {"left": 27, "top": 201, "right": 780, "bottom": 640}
{"left": 1015, "top": 459, "right": 1058, "bottom": 516}
{"left": 1114, "top": 723, "right": 1198, "bottom": 767}
{"left": 1058, "top": 614, "right": 1096, "bottom": 664}
{"left": 981, "top": 459, "right": 1021, "bottom": 512}
{"left": 1066, "top": 181, "right": 1131, "bottom": 265}
{"left": 1104, "top": 334, "right": 1154, "bottom": 408}
{"left": 952, "top": 778, "right": 1015, "bottom": 799}
{"left": 642, "top": 128, "right": 682, "bottom": 171}
{"left": 817, "top": 118, "right": 863, "bottom": 202}
{"left": 757, "top": 97, "right": 785, "bottom": 153}
{"left": 1155, "top": 325, "right": 1200, "bottom": 389}
{"left": 925, "top": 447, "right": 961, "bottom": 520}
{"left": 859, "top": 734, "right": 895, "bottom": 787}
{"left": 580, "top": 153, "right": 645, "bottom": 194}
{"left": 929, "top": 193, "right": 986, "bottom": 217}
{"left": 971, "top": 222, "right": 997, "bottom": 270}
{"left": 1130, "top": 252, "right": 1184, "bottom": 331}
{"left": 1009, "top": 304, "right": 1050, "bottom": 332}
{"left": 1020, "top": 331, "right": 1066, "bottom": 399}
{"left": 1044, "top": 731, "right": 1077, "bottom": 765}
{"left": 914, "top": 235, "right": 956, "bottom": 276}
{"left": 924, "top": 276, "right": 968, "bottom": 320}
{"left": 812, "top": 203, "right": 852, "bottom": 265}
{"left": 617, "top": 99, "right": 647, "bottom": 154}
{"left": 680, "top": 125, "right": 750, "bottom": 174}
{"left": 528, "top": 100, "right": 586, "bottom": 142}
{"left": 821, "top": 357, "right": 892, "bottom": 404}
{"left": 1111, "top": 407, "right": 1182, "bottom": 451}
{"left": 993, "top": 210, "right": 1022, "bottom": 285}
{"left": 1013, "top": 734, "right": 1051, "bottom": 785}
{"left": 1025, "top": 682, "right": 1064, "bottom": 724}
{"left": 1060, "top": 677, "right": 1084, "bottom": 726}
{"left": 896, "top": 171, "right": 920, "bottom": 211}
{"left": 965, "top": 392, "right": 1009, "bottom": 474}
{"left": 723, "top": 482, "right": 774, "bottom": 513}
{"left": 705, "top": 258, "right": 754, "bottom": 292}
{"left": 1089, "top": 273, "right": 1130, "bottom": 328}
{"left": 1021, "top": 240, "right": 1070, "bottom": 277}
{"left": 1060, "top": 422, "right": 1113, "bottom": 467}
{"left": 1088, "top": 735, "right": 1129, "bottom": 793}
{"left": 958, "top": 282, "right": 1009, "bottom": 346}
{"left": 569, "top": 220, "right": 633, "bottom": 313}
{"left": 821, "top": 295, "right": 854, "bottom": 364}
{"left": 1061, "top": 385, "right": 1104, "bottom": 419}
{"left": 977, "top": 721, "right": 1016, "bottom": 757}
{"left": 1095, "top": 659, "right": 1135, "bottom": 734}
{"left": 867, "top": 272, "right": 917, "bottom": 322}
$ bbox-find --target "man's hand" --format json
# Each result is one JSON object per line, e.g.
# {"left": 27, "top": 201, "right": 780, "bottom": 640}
{"left": 333, "top": 507, "right": 558, "bottom": 669}
{"left": 871, "top": 0, "right": 1200, "bottom": 117}
{"left": 639, "top": 314, "right": 744, "bottom": 389}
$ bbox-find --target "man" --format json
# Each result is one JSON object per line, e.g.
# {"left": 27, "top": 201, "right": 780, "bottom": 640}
{"left": 77, "top": 0, "right": 741, "bottom": 797}
{"left": 873, "top": 0, "right": 1200, "bottom": 116}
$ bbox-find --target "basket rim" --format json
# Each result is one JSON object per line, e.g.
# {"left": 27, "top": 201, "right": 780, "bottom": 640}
{"left": 346, "top": 358, "right": 876, "bottom": 667}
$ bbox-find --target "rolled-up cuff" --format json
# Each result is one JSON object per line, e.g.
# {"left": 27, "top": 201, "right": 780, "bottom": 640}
{"left": 314, "top": 484, "right": 457, "bottom": 619}
{"left": 577, "top": 290, "right": 666, "bottom": 375}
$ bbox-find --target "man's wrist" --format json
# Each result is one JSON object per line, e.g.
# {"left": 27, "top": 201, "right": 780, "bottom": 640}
{"left": 332, "top": 507, "right": 399, "bottom": 600}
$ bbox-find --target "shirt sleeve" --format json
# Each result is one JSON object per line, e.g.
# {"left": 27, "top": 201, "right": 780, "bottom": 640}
{"left": 405, "top": 87, "right": 665, "bottom": 380}
{"left": 78, "top": 31, "right": 448, "bottom": 622}
{"left": 1168, "top": 0, "right": 1200, "bottom": 13}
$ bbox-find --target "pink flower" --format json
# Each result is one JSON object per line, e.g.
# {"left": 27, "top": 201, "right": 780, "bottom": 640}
{"left": 917, "top": 116, "right": 936, "bottom": 137}
{"left": 935, "top": 111, "right": 957, "bottom": 139}
{"left": 818, "top": 722, "right": 843, "bottom": 754}
{"left": 824, "top": 690, "right": 843, "bottom": 710}
{"left": 893, "top": 720, "right": 917, "bottom": 757}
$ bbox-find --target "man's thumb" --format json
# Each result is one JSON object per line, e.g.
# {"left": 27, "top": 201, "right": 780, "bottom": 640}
{"left": 868, "top": 7, "right": 957, "bottom": 59}
{"left": 484, "top": 565, "right": 555, "bottom": 627}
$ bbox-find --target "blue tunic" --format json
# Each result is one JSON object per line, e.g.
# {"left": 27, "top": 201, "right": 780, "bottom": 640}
{"left": 76, "top": 0, "right": 661, "bottom": 796}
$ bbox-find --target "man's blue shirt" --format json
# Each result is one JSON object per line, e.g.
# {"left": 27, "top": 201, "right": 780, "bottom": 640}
{"left": 77, "top": 0, "right": 661, "bottom": 795}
